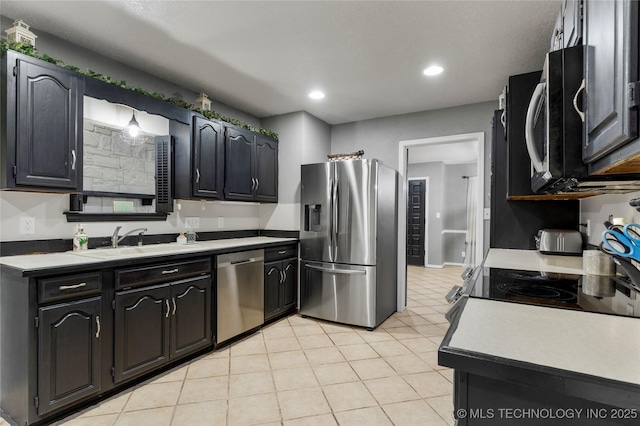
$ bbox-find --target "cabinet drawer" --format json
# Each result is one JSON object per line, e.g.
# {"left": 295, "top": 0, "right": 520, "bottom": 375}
{"left": 38, "top": 272, "right": 102, "bottom": 304}
{"left": 265, "top": 245, "right": 297, "bottom": 262}
{"left": 115, "top": 258, "right": 211, "bottom": 290}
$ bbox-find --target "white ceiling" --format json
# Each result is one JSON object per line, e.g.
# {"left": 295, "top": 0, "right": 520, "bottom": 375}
{"left": 1, "top": 1, "right": 559, "bottom": 125}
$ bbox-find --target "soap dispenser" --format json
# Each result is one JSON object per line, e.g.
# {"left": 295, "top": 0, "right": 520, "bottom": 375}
{"left": 176, "top": 232, "right": 187, "bottom": 245}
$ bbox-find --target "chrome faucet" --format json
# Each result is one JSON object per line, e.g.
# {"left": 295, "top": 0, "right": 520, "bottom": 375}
{"left": 112, "top": 226, "right": 148, "bottom": 248}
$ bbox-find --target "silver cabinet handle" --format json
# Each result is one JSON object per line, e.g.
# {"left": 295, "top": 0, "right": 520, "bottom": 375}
{"left": 573, "top": 78, "right": 585, "bottom": 123}
{"left": 71, "top": 149, "right": 76, "bottom": 170}
{"left": 280, "top": 270, "right": 285, "bottom": 284}
{"left": 165, "top": 299, "right": 170, "bottom": 318}
{"left": 195, "top": 168, "right": 200, "bottom": 184}
{"left": 278, "top": 250, "right": 287, "bottom": 255}
{"left": 95, "top": 315, "right": 100, "bottom": 338}
{"left": 255, "top": 178, "right": 259, "bottom": 190}
{"left": 268, "top": 267, "right": 279, "bottom": 276}
{"left": 59, "top": 282, "right": 87, "bottom": 291}
{"left": 161, "top": 268, "right": 179, "bottom": 275}
{"left": 304, "top": 264, "right": 366, "bottom": 275}
{"left": 172, "top": 297, "right": 177, "bottom": 316}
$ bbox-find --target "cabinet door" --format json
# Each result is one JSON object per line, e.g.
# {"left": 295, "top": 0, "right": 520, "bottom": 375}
{"left": 38, "top": 297, "right": 101, "bottom": 415}
{"left": 562, "top": 0, "right": 582, "bottom": 49}
{"left": 225, "top": 127, "right": 256, "bottom": 201}
{"left": 583, "top": 0, "right": 639, "bottom": 162}
{"left": 264, "top": 261, "right": 282, "bottom": 320}
{"left": 170, "top": 276, "right": 212, "bottom": 359}
{"left": 114, "top": 285, "right": 170, "bottom": 383}
{"left": 281, "top": 259, "right": 297, "bottom": 312}
{"left": 255, "top": 136, "right": 278, "bottom": 202}
{"left": 192, "top": 117, "right": 224, "bottom": 198}
{"left": 16, "top": 58, "right": 82, "bottom": 189}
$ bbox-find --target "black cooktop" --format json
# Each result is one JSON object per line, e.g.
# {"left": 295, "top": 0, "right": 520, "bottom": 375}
{"left": 469, "top": 267, "right": 640, "bottom": 318}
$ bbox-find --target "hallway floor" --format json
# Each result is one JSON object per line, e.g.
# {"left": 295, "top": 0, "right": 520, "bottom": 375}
{"left": 46, "top": 265, "right": 464, "bottom": 426}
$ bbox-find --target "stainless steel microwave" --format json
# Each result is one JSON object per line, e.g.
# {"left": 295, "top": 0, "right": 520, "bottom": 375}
{"left": 525, "top": 46, "right": 640, "bottom": 195}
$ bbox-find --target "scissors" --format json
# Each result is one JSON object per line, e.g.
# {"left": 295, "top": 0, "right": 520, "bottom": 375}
{"left": 601, "top": 223, "right": 640, "bottom": 262}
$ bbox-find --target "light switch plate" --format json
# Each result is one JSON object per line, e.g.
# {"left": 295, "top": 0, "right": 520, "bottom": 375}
{"left": 484, "top": 208, "right": 491, "bottom": 220}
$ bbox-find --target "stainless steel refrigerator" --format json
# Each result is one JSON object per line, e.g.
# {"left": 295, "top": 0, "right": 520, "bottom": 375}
{"left": 299, "top": 159, "right": 399, "bottom": 329}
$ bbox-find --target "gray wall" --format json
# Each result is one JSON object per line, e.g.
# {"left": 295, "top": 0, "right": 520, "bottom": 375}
{"left": 259, "top": 111, "right": 331, "bottom": 230}
{"left": 0, "top": 14, "right": 260, "bottom": 128}
{"left": 408, "top": 162, "right": 477, "bottom": 266}
{"left": 331, "top": 100, "right": 497, "bottom": 263}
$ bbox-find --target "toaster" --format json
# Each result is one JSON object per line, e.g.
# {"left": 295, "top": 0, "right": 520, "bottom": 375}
{"left": 535, "top": 229, "right": 583, "bottom": 256}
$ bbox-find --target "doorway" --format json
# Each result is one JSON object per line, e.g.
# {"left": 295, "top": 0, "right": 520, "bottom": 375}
{"left": 406, "top": 179, "right": 427, "bottom": 266}
{"left": 396, "top": 132, "right": 485, "bottom": 312}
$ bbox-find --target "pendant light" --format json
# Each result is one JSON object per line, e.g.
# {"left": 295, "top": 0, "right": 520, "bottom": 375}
{"left": 119, "top": 110, "right": 148, "bottom": 146}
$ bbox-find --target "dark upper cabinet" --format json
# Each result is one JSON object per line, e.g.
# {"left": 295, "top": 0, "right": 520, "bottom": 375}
{"left": 192, "top": 117, "right": 224, "bottom": 199}
{"left": 583, "top": 0, "right": 639, "bottom": 163}
{"left": 38, "top": 297, "right": 102, "bottom": 415}
{"left": 225, "top": 127, "right": 278, "bottom": 202}
{"left": 4, "top": 51, "right": 83, "bottom": 190}
{"left": 550, "top": 0, "right": 583, "bottom": 52}
{"left": 255, "top": 135, "right": 278, "bottom": 202}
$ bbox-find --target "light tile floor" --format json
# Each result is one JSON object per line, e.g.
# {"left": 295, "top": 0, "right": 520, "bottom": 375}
{"left": 48, "top": 265, "right": 463, "bottom": 426}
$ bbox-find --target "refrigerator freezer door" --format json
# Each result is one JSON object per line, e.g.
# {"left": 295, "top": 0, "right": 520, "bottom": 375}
{"left": 300, "top": 163, "right": 334, "bottom": 262}
{"left": 300, "top": 261, "right": 377, "bottom": 328}
{"left": 334, "top": 160, "right": 378, "bottom": 266}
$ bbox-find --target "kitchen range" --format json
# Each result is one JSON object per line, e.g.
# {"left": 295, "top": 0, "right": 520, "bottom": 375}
{"left": 439, "top": 249, "right": 640, "bottom": 425}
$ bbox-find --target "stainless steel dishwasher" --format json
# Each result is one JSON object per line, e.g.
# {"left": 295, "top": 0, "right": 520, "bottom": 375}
{"left": 216, "top": 249, "right": 264, "bottom": 344}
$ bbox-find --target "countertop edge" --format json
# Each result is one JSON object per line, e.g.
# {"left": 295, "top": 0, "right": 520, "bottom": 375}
{"left": 0, "top": 237, "right": 298, "bottom": 278}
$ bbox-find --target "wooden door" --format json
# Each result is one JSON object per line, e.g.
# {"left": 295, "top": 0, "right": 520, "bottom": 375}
{"left": 264, "top": 261, "right": 281, "bottom": 320}
{"left": 114, "top": 285, "right": 170, "bottom": 383}
{"left": 407, "top": 180, "right": 426, "bottom": 266}
{"left": 170, "top": 277, "right": 212, "bottom": 359}
{"left": 255, "top": 135, "right": 278, "bottom": 202}
{"left": 281, "top": 259, "right": 297, "bottom": 312}
{"left": 16, "top": 58, "right": 82, "bottom": 189}
{"left": 38, "top": 297, "right": 101, "bottom": 415}
{"left": 583, "top": 0, "right": 639, "bottom": 161}
{"left": 192, "top": 117, "right": 224, "bottom": 198}
{"left": 224, "top": 127, "right": 255, "bottom": 201}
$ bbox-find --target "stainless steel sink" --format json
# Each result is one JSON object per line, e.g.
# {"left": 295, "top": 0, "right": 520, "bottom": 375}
{"left": 69, "top": 243, "right": 199, "bottom": 259}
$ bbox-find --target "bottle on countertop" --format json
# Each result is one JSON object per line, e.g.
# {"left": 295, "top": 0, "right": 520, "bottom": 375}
{"left": 73, "top": 226, "right": 88, "bottom": 251}
{"left": 176, "top": 232, "right": 187, "bottom": 245}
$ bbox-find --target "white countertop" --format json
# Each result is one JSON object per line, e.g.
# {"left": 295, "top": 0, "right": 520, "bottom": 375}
{"left": 0, "top": 236, "right": 297, "bottom": 273}
{"left": 448, "top": 297, "right": 640, "bottom": 386}
{"left": 484, "top": 248, "right": 584, "bottom": 274}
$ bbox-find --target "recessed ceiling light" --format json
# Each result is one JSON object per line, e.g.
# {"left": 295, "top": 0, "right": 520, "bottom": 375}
{"left": 308, "top": 90, "right": 325, "bottom": 100}
{"left": 423, "top": 65, "right": 444, "bottom": 76}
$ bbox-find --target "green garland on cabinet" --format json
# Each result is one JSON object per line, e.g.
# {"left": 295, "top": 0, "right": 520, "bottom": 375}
{"left": 1, "top": 41, "right": 278, "bottom": 140}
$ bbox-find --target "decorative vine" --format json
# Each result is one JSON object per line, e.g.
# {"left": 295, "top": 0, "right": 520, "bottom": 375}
{"left": 1, "top": 41, "right": 278, "bottom": 139}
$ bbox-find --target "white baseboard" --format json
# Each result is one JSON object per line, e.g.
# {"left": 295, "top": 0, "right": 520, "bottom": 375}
{"left": 443, "top": 262, "right": 464, "bottom": 267}
{"left": 426, "top": 264, "right": 444, "bottom": 269}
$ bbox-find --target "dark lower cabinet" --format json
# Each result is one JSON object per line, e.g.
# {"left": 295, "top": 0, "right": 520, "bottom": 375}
{"left": 114, "top": 285, "right": 170, "bottom": 383}
{"left": 170, "top": 277, "right": 212, "bottom": 359}
{"left": 114, "top": 272, "right": 212, "bottom": 384}
{"left": 38, "top": 297, "right": 102, "bottom": 415}
{"left": 264, "top": 245, "right": 297, "bottom": 321}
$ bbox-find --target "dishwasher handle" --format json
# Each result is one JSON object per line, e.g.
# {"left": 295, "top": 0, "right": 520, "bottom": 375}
{"left": 304, "top": 264, "right": 366, "bottom": 275}
{"left": 218, "top": 258, "right": 262, "bottom": 268}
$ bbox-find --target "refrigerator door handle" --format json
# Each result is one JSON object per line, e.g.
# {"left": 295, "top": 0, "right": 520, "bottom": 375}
{"left": 331, "top": 178, "right": 339, "bottom": 260}
{"left": 304, "top": 264, "right": 366, "bottom": 275}
{"left": 329, "top": 178, "right": 335, "bottom": 260}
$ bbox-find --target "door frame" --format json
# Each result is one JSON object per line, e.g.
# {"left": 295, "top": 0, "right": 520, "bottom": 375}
{"left": 407, "top": 177, "right": 429, "bottom": 266}
{"left": 397, "top": 132, "right": 485, "bottom": 312}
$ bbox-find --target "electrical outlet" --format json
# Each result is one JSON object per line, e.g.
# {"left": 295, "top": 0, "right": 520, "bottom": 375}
{"left": 20, "top": 216, "right": 35, "bottom": 235}
{"left": 435, "top": 212, "right": 441, "bottom": 219}
{"left": 185, "top": 216, "right": 200, "bottom": 229}
{"left": 461, "top": 251, "right": 466, "bottom": 258}
{"left": 218, "top": 217, "right": 224, "bottom": 228}
{"left": 484, "top": 208, "right": 491, "bottom": 220}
